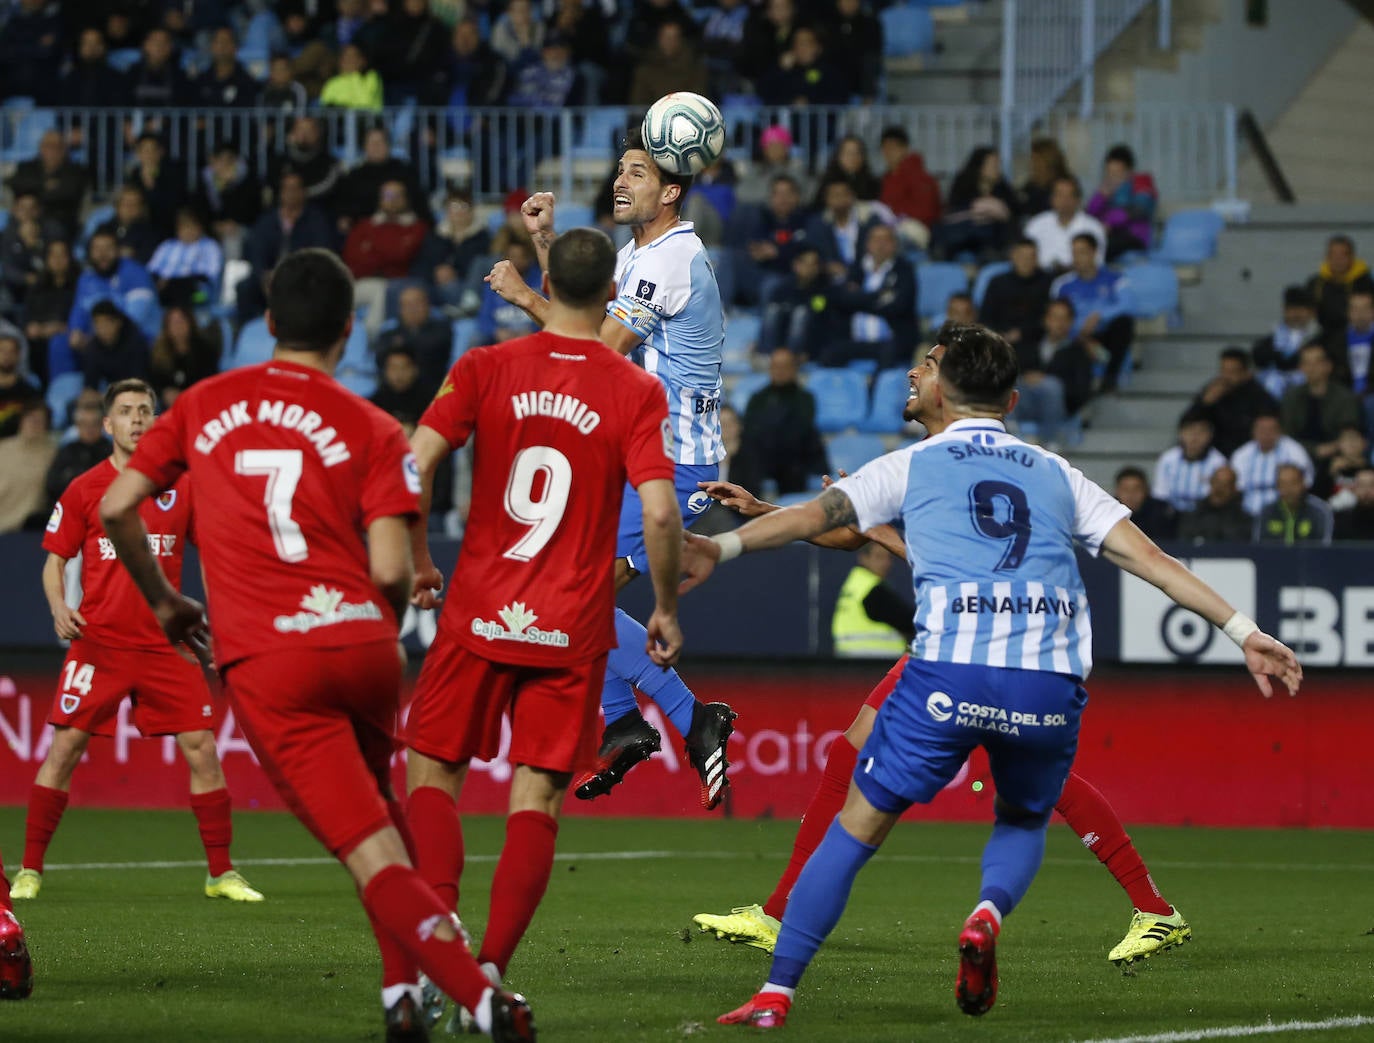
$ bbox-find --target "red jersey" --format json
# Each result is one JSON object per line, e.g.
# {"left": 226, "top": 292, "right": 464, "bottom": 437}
{"left": 42, "top": 459, "right": 194, "bottom": 650}
{"left": 421, "top": 332, "right": 674, "bottom": 667}
{"left": 128, "top": 360, "right": 420, "bottom": 669}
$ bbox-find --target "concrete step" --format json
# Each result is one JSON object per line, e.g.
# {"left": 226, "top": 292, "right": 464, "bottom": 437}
{"left": 1072, "top": 428, "right": 1175, "bottom": 454}
{"left": 1133, "top": 335, "right": 1235, "bottom": 370}
{"left": 887, "top": 68, "right": 1001, "bottom": 105}
{"left": 1094, "top": 392, "right": 1193, "bottom": 428}
{"left": 1125, "top": 367, "right": 1213, "bottom": 394}
{"left": 1065, "top": 450, "right": 1158, "bottom": 489}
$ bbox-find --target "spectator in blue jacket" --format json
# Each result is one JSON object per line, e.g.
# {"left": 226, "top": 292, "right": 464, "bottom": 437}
{"left": 1050, "top": 232, "right": 1135, "bottom": 392}
{"left": 739, "top": 174, "right": 824, "bottom": 308}
{"left": 477, "top": 238, "right": 542, "bottom": 344}
{"left": 825, "top": 223, "right": 917, "bottom": 369}
{"left": 68, "top": 231, "right": 158, "bottom": 355}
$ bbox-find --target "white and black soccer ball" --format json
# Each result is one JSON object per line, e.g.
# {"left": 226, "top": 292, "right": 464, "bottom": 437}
{"left": 640, "top": 92, "right": 726, "bottom": 176}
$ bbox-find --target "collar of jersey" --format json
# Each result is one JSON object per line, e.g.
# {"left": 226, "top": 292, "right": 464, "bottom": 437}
{"left": 633, "top": 221, "right": 695, "bottom": 253}
{"left": 945, "top": 418, "right": 1008, "bottom": 433}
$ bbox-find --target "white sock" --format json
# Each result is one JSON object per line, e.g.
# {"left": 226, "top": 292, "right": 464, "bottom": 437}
{"left": 972, "top": 900, "right": 1003, "bottom": 928}
{"left": 381, "top": 982, "right": 422, "bottom": 1009}
{"left": 762, "top": 983, "right": 796, "bottom": 1000}
{"left": 473, "top": 986, "right": 495, "bottom": 1034}
{"left": 480, "top": 961, "right": 502, "bottom": 986}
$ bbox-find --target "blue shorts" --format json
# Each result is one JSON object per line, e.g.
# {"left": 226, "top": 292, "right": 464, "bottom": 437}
{"left": 616, "top": 462, "right": 719, "bottom": 574}
{"left": 855, "top": 658, "right": 1087, "bottom": 817}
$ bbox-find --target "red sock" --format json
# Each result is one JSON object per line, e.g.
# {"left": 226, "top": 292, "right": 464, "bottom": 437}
{"left": 1056, "top": 772, "right": 1171, "bottom": 916}
{"left": 477, "top": 810, "right": 558, "bottom": 977}
{"left": 406, "top": 786, "right": 464, "bottom": 913}
{"left": 762, "top": 736, "right": 858, "bottom": 920}
{"left": 23, "top": 784, "right": 69, "bottom": 872}
{"left": 189, "top": 788, "right": 235, "bottom": 877}
{"left": 361, "top": 864, "right": 492, "bottom": 1013}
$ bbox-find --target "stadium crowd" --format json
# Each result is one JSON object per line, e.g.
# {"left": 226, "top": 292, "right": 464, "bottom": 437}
{"left": 0, "top": 0, "right": 1367, "bottom": 546}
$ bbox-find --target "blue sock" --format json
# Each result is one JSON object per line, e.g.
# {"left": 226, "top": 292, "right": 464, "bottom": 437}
{"left": 605, "top": 608, "right": 698, "bottom": 737}
{"left": 599, "top": 672, "right": 638, "bottom": 727}
{"left": 768, "top": 818, "right": 878, "bottom": 989}
{"left": 978, "top": 816, "right": 1049, "bottom": 920}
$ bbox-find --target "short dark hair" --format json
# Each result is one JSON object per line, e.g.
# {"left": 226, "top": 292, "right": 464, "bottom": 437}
{"left": 1220, "top": 346, "right": 1250, "bottom": 367}
{"left": 267, "top": 248, "right": 354, "bottom": 352}
{"left": 1329, "top": 234, "right": 1355, "bottom": 252}
{"left": 879, "top": 125, "right": 909, "bottom": 147}
{"left": 936, "top": 323, "right": 1018, "bottom": 411}
{"left": 1011, "top": 236, "right": 1037, "bottom": 251}
{"left": 1282, "top": 284, "right": 1314, "bottom": 309}
{"left": 769, "top": 173, "right": 799, "bottom": 193}
{"left": 947, "top": 291, "right": 974, "bottom": 308}
{"left": 620, "top": 125, "right": 694, "bottom": 210}
{"left": 1071, "top": 232, "right": 1101, "bottom": 252}
{"left": 1179, "top": 408, "right": 1212, "bottom": 429}
{"left": 88, "top": 228, "right": 117, "bottom": 247}
{"left": 547, "top": 228, "right": 617, "bottom": 308}
{"left": 1053, "top": 174, "right": 1082, "bottom": 196}
{"left": 90, "top": 299, "right": 124, "bottom": 322}
{"left": 1105, "top": 144, "right": 1136, "bottom": 168}
{"left": 1115, "top": 465, "right": 1148, "bottom": 486}
{"left": 1299, "top": 341, "right": 1332, "bottom": 362}
{"left": 103, "top": 378, "right": 156, "bottom": 414}
{"left": 1253, "top": 409, "right": 1280, "bottom": 423}
{"left": 1047, "top": 297, "right": 1075, "bottom": 318}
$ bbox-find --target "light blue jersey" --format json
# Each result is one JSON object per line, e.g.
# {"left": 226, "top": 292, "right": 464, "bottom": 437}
{"left": 835, "top": 419, "right": 1129, "bottom": 680}
{"left": 609, "top": 222, "right": 725, "bottom": 466}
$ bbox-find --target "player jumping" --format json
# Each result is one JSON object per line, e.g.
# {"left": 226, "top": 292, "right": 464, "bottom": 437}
{"left": 405, "top": 227, "right": 685, "bottom": 1030}
{"left": 0, "top": 851, "right": 32, "bottom": 999}
{"left": 693, "top": 343, "right": 1191, "bottom": 967}
{"left": 486, "top": 128, "right": 734, "bottom": 810}
{"left": 680, "top": 324, "right": 1301, "bottom": 1027}
{"left": 99, "top": 250, "right": 533, "bottom": 1042}
{"left": 12, "top": 378, "right": 261, "bottom": 905}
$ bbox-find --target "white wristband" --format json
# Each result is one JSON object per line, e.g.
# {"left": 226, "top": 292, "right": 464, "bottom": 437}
{"left": 1222, "top": 611, "right": 1259, "bottom": 648}
{"left": 712, "top": 532, "right": 743, "bottom": 563}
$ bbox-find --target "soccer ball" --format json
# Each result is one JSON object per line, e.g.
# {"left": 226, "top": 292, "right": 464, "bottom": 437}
{"left": 640, "top": 92, "right": 726, "bottom": 176}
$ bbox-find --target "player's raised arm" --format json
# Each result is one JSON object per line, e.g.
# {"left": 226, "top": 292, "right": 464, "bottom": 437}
{"left": 638, "top": 477, "right": 683, "bottom": 666}
{"left": 42, "top": 553, "right": 85, "bottom": 640}
{"left": 1100, "top": 517, "right": 1302, "bottom": 697}
{"left": 521, "top": 191, "right": 557, "bottom": 273}
{"left": 681, "top": 486, "right": 861, "bottom": 592}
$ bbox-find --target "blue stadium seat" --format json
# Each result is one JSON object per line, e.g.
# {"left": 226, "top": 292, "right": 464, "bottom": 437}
{"left": 574, "top": 107, "right": 629, "bottom": 160}
{"left": 107, "top": 48, "right": 141, "bottom": 73}
{"left": 230, "top": 317, "right": 274, "bottom": 369}
{"left": 557, "top": 202, "right": 594, "bottom": 231}
{"left": 826, "top": 432, "right": 887, "bottom": 474}
{"left": 971, "top": 261, "right": 1011, "bottom": 308}
{"left": 1150, "top": 209, "right": 1225, "bottom": 265}
{"left": 806, "top": 368, "right": 869, "bottom": 433}
{"left": 46, "top": 372, "right": 84, "bottom": 428}
{"left": 722, "top": 312, "right": 761, "bottom": 375}
{"left": 916, "top": 262, "right": 969, "bottom": 323}
{"left": 860, "top": 367, "right": 912, "bottom": 433}
{"left": 336, "top": 321, "right": 377, "bottom": 398}
{"left": 845, "top": 358, "right": 879, "bottom": 376}
{"left": 82, "top": 205, "right": 114, "bottom": 246}
{"left": 881, "top": 6, "right": 936, "bottom": 56}
{"left": 1123, "top": 263, "right": 1180, "bottom": 322}
{"left": 451, "top": 318, "right": 479, "bottom": 364}
{"left": 0, "top": 108, "right": 55, "bottom": 164}
{"left": 727, "top": 372, "right": 769, "bottom": 414}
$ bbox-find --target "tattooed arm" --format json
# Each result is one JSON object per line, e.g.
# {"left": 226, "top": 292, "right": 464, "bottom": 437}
{"left": 680, "top": 488, "right": 862, "bottom": 592}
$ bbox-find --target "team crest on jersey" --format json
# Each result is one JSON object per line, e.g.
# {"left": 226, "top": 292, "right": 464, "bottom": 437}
{"left": 156, "top": 491, "right": 177, "bottom": 511}
{"left": 687, "top": 491, "right": 711, "bottom": 515}
{"left": 46, "top": 502, "right": 63, "bottom": 534}
{"left": 660, "top": 418, "right": 675, "bottom": 460}
{"left": 60, "top": 693, "right": 81, "bottom": 715}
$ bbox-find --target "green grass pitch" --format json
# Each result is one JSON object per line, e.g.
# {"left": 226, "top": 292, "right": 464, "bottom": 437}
{"left": 1, "top": 807, "right": 1371, "bottom": 1041}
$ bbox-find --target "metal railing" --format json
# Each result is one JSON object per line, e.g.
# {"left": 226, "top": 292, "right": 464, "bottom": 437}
{"left": 0, "top": 101, "right": 1236, "bottom": 208}
{"left": 999, "top": 0, "right": 1165, "bottom": 171}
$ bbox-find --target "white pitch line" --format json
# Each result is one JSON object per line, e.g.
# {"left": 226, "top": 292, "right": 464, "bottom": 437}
{"left": 10, "top": 850, "right": 1374, "bottom": 874}
{"left": 1077, "top": 1014, "right": 1374, "bottom": 1043}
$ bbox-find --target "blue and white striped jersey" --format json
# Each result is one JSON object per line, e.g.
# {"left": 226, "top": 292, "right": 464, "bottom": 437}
{"left": 1230, "top": 436, "right": 1314, "bottom": 515}
{"left": 835, "top": 419, "right": 1129, "bottom": 679}
{"left": 147, "top": 236, "right": 224, "bottom": 284}
{"left": 609, "top": 222, "right": 725, "bottom": 466}
{"left": 1152, "top": 445, "right": 1227, "bottom": 512}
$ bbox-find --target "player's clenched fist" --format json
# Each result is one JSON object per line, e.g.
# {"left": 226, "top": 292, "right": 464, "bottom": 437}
{"left": 520, "top": 192, "right": 556, "bottom": 237}
{"left": 485, "top": 259, "right": 532, "bottom": 308}
{"left": 410, "top": 561, "right": 444, "bottom": 610}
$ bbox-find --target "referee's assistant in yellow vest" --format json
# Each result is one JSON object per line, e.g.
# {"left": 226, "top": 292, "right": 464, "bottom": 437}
{"left": 830, "top": 543, "right": 915, "bottom": 658}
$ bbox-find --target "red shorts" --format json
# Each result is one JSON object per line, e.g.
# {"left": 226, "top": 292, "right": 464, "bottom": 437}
{"left": 407, "top": 638, "right": 608, "bottom": 775}
{"left": 51, "top": 639, "right": 215, "bottom": 737}
{"left": 863, "top": 654, "right": 910, "bottom": 711}
{"left": 223, "top": 640, "right": 402, "bottom": 859}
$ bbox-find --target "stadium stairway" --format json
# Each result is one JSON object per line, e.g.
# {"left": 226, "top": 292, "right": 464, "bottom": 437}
{"left": 1066, "top": 203, "right": 1374, "bottom": 488}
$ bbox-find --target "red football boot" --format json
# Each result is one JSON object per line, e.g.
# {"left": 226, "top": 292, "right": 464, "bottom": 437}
{"left": 955, "top": 913, "right": 998, "bottom": 1016}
